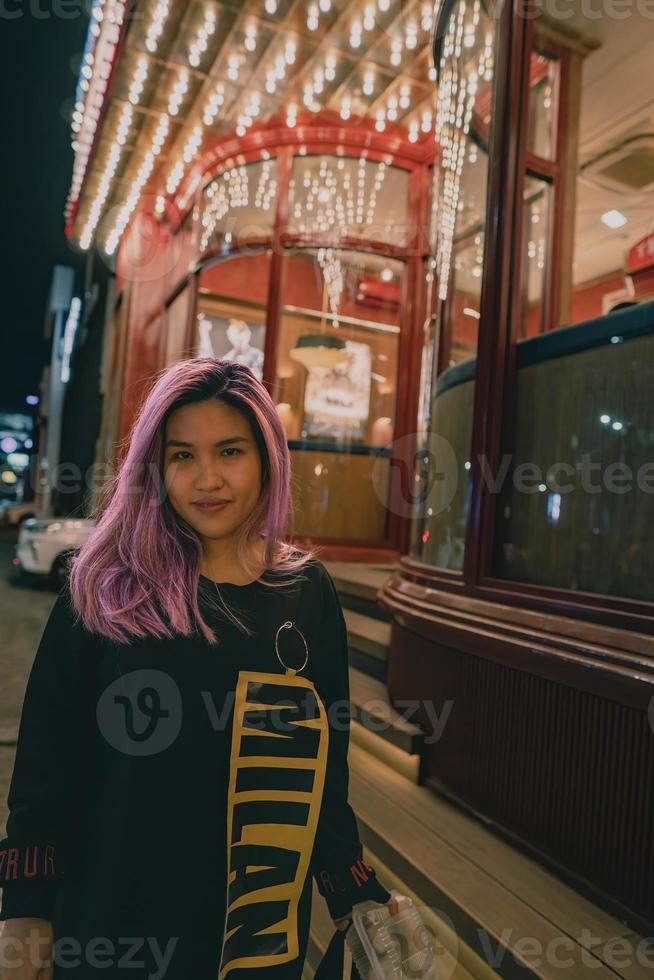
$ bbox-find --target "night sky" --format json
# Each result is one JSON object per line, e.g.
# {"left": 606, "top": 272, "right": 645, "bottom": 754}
{"left": 1, "top": 15, "right": 89, "bottom": 414}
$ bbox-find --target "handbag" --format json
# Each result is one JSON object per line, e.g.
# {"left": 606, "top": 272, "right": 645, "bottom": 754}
{"left": 314, "top": 926, "right": 362, "bottom": 980}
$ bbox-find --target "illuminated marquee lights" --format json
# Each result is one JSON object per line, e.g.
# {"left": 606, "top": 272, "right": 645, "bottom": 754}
{"left": 145, "top": 0, "right": 171, "bottom": 53}
{"left": 104, "top": 114, "right": 170, "bottom": 255}
{"left": 68, "top": 0, "right": 441, "bottom": 251}
{"left": 65, "top": 0, "right": 128, "bottom": 225}
{"left": 168, "top": 69, "right": 190, "bottom": 116}
{"left": 80, "top": 102, "right": 133, "bottom": 250}
{"left": 189, "top": 6, "right": 217, "bottom": 68}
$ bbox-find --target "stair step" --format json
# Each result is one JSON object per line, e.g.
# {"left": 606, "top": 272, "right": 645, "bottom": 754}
{"left": 323, "top": 560, "right": 394, "bottom": 622}
{"left": 343, "top": 607, "right": 390, "bottom": 662}
{"left": 349, "top": 666, "right": 424, "bottom": 756}
{"left": 347, "top": 744, "right": 652, "bottom": 980}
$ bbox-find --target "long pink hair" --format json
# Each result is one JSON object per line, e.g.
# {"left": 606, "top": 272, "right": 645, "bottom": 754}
{"left": 68, "top": 357, "right": 321, "bottom": 645}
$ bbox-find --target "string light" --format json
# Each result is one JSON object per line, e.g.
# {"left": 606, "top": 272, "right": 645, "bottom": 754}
{"left": 200, "top": 161, "right": 277, "bottom": 253}
{"left": 168, "top": 70, "right": 189, "bottom": 116}
{"left": 324, "top": 52, "right": 336, "bottom": 81}
{"left": 146, "top": 0, "right": 170, "bottom": 53}
{"left": 350, "top": 18, "right": 362, "bottom": 47}
{"left": 434, "top": 0, "right": 493, "bottom": 300}
{"left": 128, "top": 56, "right": 148, "bottom": 105}
{"left": 189, "top": 7, "right": 216, "bottom": 68}
{"left": 203, "top": 82, "right": 225, "bottom": 126}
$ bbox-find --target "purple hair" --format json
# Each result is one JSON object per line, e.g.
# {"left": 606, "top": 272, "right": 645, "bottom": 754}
{"left": 69, "top": 357, "right": 321, "bottom": 646}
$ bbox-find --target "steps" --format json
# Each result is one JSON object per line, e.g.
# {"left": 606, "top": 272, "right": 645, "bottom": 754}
{"left": 307, "top": 743, "right": 654, "bottom": 979}
{"left": 323, "top": 560, "right": 424, "bottom": 783}
{"left": 306, "top": 562, "right": 654, "bottom": 979}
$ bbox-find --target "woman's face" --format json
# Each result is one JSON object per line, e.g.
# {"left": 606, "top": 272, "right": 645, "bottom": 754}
{"left": 162, "top": 398, "right": 263, "bottom": 544}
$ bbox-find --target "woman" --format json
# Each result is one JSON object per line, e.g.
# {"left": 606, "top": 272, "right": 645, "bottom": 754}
{"left": 0, "top": 358, "right": 393, "bottom": 979}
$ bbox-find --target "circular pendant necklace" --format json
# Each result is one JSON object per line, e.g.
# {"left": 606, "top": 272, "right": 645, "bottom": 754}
{"left": 275, "top": 620, "right": 309, "bottom": 676}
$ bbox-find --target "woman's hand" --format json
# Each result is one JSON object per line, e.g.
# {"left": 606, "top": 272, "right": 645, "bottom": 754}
{"left": 333, "top": 893, "right": 401, "bottom": 932}
{"left": 0, "top": 918, "right": 54, "bottom": 979}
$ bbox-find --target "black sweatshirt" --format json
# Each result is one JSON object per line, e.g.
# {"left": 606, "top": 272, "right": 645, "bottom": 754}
{"left": 0, "top": 558, "right": 390, "bottom": 978}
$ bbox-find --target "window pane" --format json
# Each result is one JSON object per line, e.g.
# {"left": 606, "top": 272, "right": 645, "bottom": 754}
{"left": 494, "top": 15, "right": 654, "bottom": 602}
{"left": 273, "top": 249, "right": 402, "bottom": 541}
{"left": 526, "top": 50, "right": 559, "bottom": 161}
{"left": 410, "top": 0, "right": 498, "bottom": 572}
{"left": 200, "top": 159, "right": 277, "bottom": 256}
{"left": 287, "top": 154, "right": 411, "bottom": 248}
{"left": 520, "top": 175, "right": 552, "bottom": 338}
{"left": 492, "top": 312, "right": 654, "bottom": 600}
{"left": 194, "top": 253, "right": 270, "bottom": 382}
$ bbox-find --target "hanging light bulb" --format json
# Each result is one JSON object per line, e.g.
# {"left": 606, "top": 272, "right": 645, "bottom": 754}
{"left": 244, "top": 22, "right": 257, "bottom": 51}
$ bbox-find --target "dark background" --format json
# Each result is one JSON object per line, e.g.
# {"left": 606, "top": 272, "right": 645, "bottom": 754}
{"left": 0, "top": 13, "right": 88, "bottom": 413}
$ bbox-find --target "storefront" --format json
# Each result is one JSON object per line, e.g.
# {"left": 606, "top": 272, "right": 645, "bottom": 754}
{"left": 109, "top": 122, "right": 435, "bottom": 552}
{"left": 381, "top": 0, "right": 654, "bottom": 935}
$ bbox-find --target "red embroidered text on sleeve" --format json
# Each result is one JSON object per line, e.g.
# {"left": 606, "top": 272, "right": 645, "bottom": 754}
{"left": 317, "top": 858, "right": 375, "bottom": 896}
{"left": 0, "top": 844, "right": 58, "bottom": 883}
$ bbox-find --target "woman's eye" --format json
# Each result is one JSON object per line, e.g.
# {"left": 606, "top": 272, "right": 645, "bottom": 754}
{"left": 171, "top": 448, "right": 241, "bottom": 460}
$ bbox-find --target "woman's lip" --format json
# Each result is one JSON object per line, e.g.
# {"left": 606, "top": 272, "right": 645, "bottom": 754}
{"left": 194, "top": 501, "right": 230, "bottom": 512}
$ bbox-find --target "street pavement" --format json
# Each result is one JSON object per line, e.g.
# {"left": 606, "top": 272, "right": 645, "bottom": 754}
{"left": 0, "top": 528, "right": 59, "bottom": 839}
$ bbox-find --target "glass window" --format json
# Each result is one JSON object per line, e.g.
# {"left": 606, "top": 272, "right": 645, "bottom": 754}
{"left": 287, "top": 154, "right": 411, "bottom": 248}
{"left": 194, "top": 252, "right": 270, "bottom": 382}
{"left": 492, "top": 318, "right": 654, "bottom": 600}
{"left": 526, "top": 50, "right": 559, "bottom": 161}
{"left": 410, "top": 0, "right": 498, "bottom": 572}
{"left": 273, "top": 248, "right": 402, "bottom": 542}
{"left": 200, "top": 159, "right": 277, "bottom": 257}
{"left": 493, "top": 14, "right": 654, "bottom": 602}
{"left": 519, "top": 174, "right": 552, "bottom": 338}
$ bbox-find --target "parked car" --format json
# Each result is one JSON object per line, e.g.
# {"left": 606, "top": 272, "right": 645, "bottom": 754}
{"left": 12, "top": 517, "right": 95, "bottom": 588}
{"left": 0, "top": 500, "right": 38, "bottom": 527}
